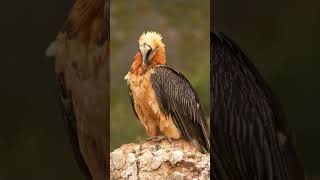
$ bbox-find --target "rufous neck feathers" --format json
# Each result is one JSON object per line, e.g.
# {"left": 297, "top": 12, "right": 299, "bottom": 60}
{"left": 131, "top": 31, "right": 166, "bottom": 75}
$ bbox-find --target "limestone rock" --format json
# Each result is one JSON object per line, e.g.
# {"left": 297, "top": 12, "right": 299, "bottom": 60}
{"left": 110, "top": 139, "right": 210, "bottom": 180}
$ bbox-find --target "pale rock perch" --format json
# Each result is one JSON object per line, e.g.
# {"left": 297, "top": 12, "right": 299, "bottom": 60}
{"left": 110, "top": 139, "right": 210, "bottom": 179}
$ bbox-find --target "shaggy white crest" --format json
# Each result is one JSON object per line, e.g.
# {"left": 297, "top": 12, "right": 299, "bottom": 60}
{"left": 138, "top": 31, "right": 165, "bottom": 49}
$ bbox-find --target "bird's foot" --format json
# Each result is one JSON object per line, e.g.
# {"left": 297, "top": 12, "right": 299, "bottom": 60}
{"left": 147, "top": 135, "right": 167, "bottom": 142}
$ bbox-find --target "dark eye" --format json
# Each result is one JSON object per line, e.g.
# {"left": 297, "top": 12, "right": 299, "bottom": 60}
{"left": 147, "top": 49, "right": 152, "bottom": 56}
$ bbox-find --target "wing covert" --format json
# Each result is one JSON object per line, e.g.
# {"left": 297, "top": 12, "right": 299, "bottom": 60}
{"left": 150, "top": 65, "right": 210, "bottom": 151}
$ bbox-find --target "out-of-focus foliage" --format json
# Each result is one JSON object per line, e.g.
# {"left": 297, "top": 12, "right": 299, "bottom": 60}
{"left": 110, "top": 0, "right": 210, "bottom": 150}
{"left": 214, "top": 0, "right": 320, "bottom": 178}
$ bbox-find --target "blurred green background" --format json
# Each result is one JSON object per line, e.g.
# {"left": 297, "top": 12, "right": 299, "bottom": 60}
{"left": 214, "top": 0, "right": 320, "bottom": 178}
{"left": 110, "top": 0, "right": 210, "bottom": 150}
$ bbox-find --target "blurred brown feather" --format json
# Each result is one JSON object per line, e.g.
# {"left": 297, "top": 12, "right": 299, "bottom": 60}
{"left": 46, "top": 0, "right": 109, "bottom": 180}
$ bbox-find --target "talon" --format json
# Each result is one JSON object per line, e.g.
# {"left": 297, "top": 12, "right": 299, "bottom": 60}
{"left": 147, "top": 135, "right": 167, "bottom": 142}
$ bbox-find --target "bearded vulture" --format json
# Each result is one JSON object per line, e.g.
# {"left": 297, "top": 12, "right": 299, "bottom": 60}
{"left": 124, "top": 31, "right": 210, "bottom": 152}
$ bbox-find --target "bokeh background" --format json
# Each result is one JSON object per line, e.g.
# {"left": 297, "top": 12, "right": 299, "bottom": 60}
{"left": 110, "top": 0, "right": 210, "bottom": 150}
{"left": 0, "top": 0, "right": 86, "bottom": 180}
{"left": 213, "top": 0, "right": 320, "bottom": 178}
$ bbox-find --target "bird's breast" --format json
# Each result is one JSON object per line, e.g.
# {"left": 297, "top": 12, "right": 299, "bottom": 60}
{"left": 125, "top": 69, "right": 160, "bottom": 136}
{"left": 125, "top": 69, "right": 181, "bottom": 139}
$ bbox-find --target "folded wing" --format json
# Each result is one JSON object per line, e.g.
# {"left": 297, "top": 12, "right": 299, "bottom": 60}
{"left": 150, "top": 65, "right": 210, "bottom": 151}
{"left": 211, "top": 32, "right": 305, "bottom": 180}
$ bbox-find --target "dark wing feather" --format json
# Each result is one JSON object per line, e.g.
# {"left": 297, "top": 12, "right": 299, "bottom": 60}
{"left": 57, "top": 73, "right": 92, "bottom": 180}
{"left": 211, "top": 32, "right": 305, "bottom": 180}
{"left": 127, "top": 83, "right": 139, "bottom": 119}
{"left": 150, "top": 65, "right": 210, "bottom": 151}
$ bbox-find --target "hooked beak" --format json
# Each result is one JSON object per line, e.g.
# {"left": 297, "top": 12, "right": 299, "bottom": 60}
{"left": 139, "top": 43, "right": 152, "bottom": 68}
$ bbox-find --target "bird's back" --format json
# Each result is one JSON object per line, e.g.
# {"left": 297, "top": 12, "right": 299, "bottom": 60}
{"left": 150, "top": 65, "right": 210, "bottom": 151}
